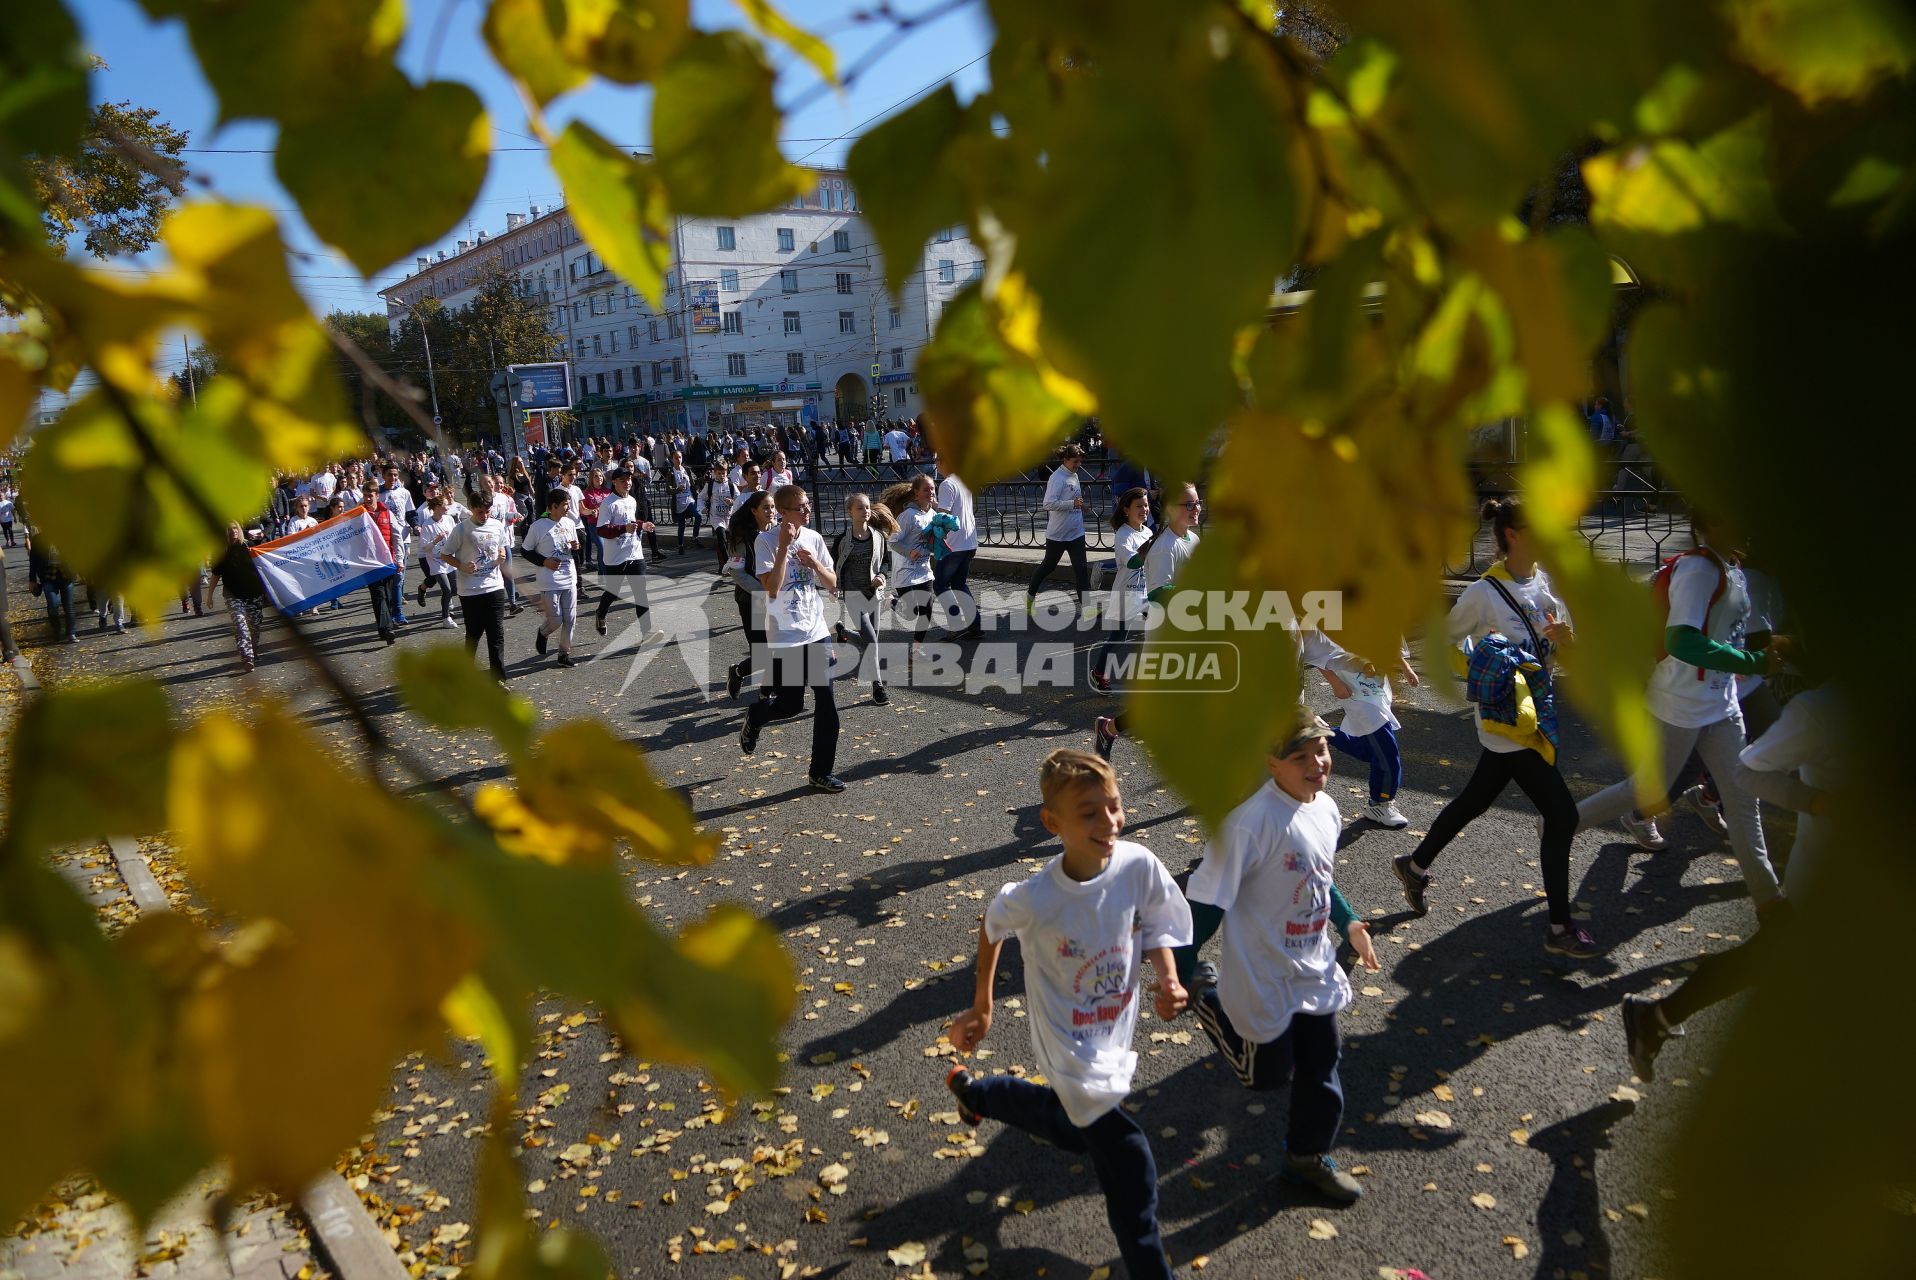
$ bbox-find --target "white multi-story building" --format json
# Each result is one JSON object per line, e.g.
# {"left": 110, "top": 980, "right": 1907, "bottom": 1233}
{"left": 379, "top": 167, "right": 983, "bottom": 441}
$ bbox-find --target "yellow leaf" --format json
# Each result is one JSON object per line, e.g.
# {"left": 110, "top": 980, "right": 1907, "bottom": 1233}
{"left": 1502, "top": 1234, "right": 1530, "bottom": 1259}
{"left": 1471, "top": 1192, "right": 1497, "bottom": 1210}
{"left": 551, "top": 121, "right": 673, "bottom": 309}
{"left": 886, "top": 1241, "right": 927, "bottom": 1267}
{"left": 731, "top": 0, "right": 835, "bottom": 84}
{"left": 1308, "top": 1218, "right": 1339, "bottom": 1240}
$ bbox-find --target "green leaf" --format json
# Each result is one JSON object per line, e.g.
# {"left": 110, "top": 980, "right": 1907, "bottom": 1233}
{"left": 1126, "top": 523, "right": 1302, "bottom": 830}
{"left": 1462, "top": 226, "right": 1615, "bottom": 403}
{"left": 277, "top": 73, "right": 489, "bottom": 275}
{"left": 482, "top": 0, "right": 589, "bottom": 105}
{"left": 1726, "top": 0, "right": 1916, "bottom": 108}
{"left": 1006, "top": 6, "right": 1301, "bottom": 481}
{"left": 0, "top": 2, "right": 91, "bottom": 157}
{"left": 0, "top": 349, "right": 33, "bottom": 452}
{"left": 396, "top": 643, "right": 537, "bottom": 757}
{"left": 142, "top": 0, "right": 406, "bottom": 127}
{"left": 550, "top": 121, "right": 673, "bottom": 307}
{"left": 560, "top": 0, "right": 691, "bottom": 86}
{"left": 917, "top": 282, "right": 1095, "bottom": 489}
{"left": 8, "top": 681, "right": 175, "bottom": 857}
{"left": 731, "top": 0, "right": 835, "bottom": 85}
{"left": 847, "top": 86, "right": 970, "bottom": 298}
{"left": 651, "top": 31, "right": 810, "bottom": 216}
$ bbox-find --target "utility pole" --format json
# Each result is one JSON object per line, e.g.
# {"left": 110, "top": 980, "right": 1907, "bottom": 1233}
{"left": 182, "top": 334, "right": 198, "bottom": 405}
{"left": 417, "top": 310, "right": 442, "bottom": 430}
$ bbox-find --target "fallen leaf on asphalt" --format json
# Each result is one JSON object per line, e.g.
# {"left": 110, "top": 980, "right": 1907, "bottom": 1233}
{"left": 887, "top": 1242, "right": 927, "bottom": 1266}
{"left": 1625, "top": 1202, "right": 1651, "bottom": 1220}
{"left": 1308, "top": 1219, "right": 1339, "bottom": 1240}
{"left": 1413, "top": 1111, "right": 1452, "bottom": 1129}
{"left": 963, "top": 1242, "right": 988, "bottom": 1261}
{"left": 705, "top": 1199, "right": 730, "bottom": 1215}
{"left": 1431, "top": 1084, "right": 1455, "bottom": 1103}
{"left": 559, "top": 1142, "right": 594, "bottom": 1165}
{"left": 965, "top": 1191, "right": 987, "bottom": 1204}
{"left": 1088, "top": 1269, "right": 1111, "bottom": 1280}
{"left": 818, "top": 1163, "right": 849, "bottom": 1188}
{"left": 1470, "top": 1192, "right": 1497, "bottom": 1210}
{"left": 1360, "top": 985, "right": 1384, "bottom": 997}
{"left": 811, "top": 1051, "right": 837, "bottom": 1064}
{"left": 431, "top": 1223, "right": 470, "bottom": 1245}
{"left": 1563, "top": 1230, "right": 1585, "bottom": 1247}
{"left": 1013, "top": 1200, "right": 1034, "bottom": 1215}
{"left": 1610, "top": 1085, "right": 1641, "bottom": 1103}
{"left": 1509, "top": 1128, "right": 1530, "bottom": 1146}
{"left": 1191, "top": 1257, "right": 1209, "bottom": 1270}
{"left": 1502, "top": 1235, "right": 1529, "bottom": 1259}
{"left": 811, "top": 1083, "right": 836, "bottom": 1100}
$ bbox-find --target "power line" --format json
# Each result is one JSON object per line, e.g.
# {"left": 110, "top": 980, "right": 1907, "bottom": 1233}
{"left": 792, "top": 52, "right": 987, "bottom": 166}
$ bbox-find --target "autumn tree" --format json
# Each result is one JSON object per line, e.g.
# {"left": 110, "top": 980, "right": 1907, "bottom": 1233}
{"left": 29, "top": 87, "right": 189, "bottom": 259}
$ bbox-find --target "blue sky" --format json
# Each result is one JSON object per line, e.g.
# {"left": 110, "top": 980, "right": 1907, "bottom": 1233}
{"left": 66, "top": 0, "right": 994, "bottom": 355}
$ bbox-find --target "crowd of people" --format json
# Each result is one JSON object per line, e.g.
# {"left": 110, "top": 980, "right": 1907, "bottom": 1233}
{"left": 4, "top": 426, "right": 1840, "bottom": 1275}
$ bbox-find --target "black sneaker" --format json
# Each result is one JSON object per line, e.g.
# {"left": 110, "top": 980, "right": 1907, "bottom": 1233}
{"left": 507, "top": 602, "right": 524, "bottom": 617}
{"left": 535, "top": 630, "right": 548, "bottom": 656}
{"left": 739, "top": 718, "right": 759, "bottom": 755}
{"left": 833, "top": 621, "right": 853, "bottom": 644}
{"left": 726, "top": 663, "right": 744, "bottom": 700}
{"left": 871, "top": 683, "right": 889, "bottom": 705}
{"left": 597, "top": 614, "right": 609, "bottom": 636}
{"left": 1088, "top": 669, "right": 1111, "bottom": 694}
{"left": 809, "top": 774, "right": 847, "bottom": 794}
{"left": 1544, "top": 923, "right": 1605, "bottom": 959}
{"left": 1094, "top": 716, "right": 1118, "bottom": 761}
{"left": 945, "top": 1064, "right": 984, "bottom": 1127}
{"left": 1280, "top": 1152, "right": 1362, "bottom": 1204}
{"left": 556, "top": 653, "right": 577, "bottom": 668}
{"left": 1391, "top": 852, "right": 1431, "bottom": 916}
{"left": 1621, "top": 993, "right": 1677, "bottom": 1082}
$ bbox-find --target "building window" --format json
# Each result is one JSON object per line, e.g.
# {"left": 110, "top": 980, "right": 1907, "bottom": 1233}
{"left": 612, "top": 369, "right": 624, "bottom": 392}
{"left": 891, "top": 347, "right": 904, "bottom": 369}
{"left": 787, "top": 352, "right": 805, "bottom": 375}
{"left": 780, "top": 269, "right": 798, "bottom": 293}
{"left": 833, "top": 229, "right": 851, "bottom": 253}
{"left": 777, "top": 227, "right": 795, "bottom": 252}
{"left": 623, "top": 286, "right": 635, "bottom": 307}
{"left": 938, "top": 259, "right": 955, "bottom": 283}
{"left": 889, "top": 306, "right": 900, "bottom": 329}
{"left": 652, "top": 361, "right": 664, "bottom": 385}
{"left": 838, "top": 311, "right": 855, "bottom": 334}
{"left": 592, "top": 334, "right": 603, "bottom": 355}
{"left": 671, "top": 357, "right": 682, "bottom": 382}
{"left": 783, "top": 311, "right": 801, "bottom": 335}
{"left": 727, "top": 353, "right": 747, "bottom": 377}
{"left": 610, "top": 332, "right": 621, "bottom": 352}
{"left": 935, "top": 226, "right": 953, "bottom": 243}
{"left": 632, "top": 365, "right": 644, "bottom": 388}
{"left": 594, "top": 373, "right": 605, "bottom": 395}
{"left": 629, "top": 324, "right": 640, "bottom": 345}
{"left": 578, "top": 375, "right": 590, "bottom": 399}
{"left": 722, "top": 310, "right": 742, "bottom": 335}
{"left": 649, "top": 319, "right": 660, "bottom": 342}
{"left": 668, "top": 314, "right": 682, "bottom": 338}
{"left": 571, "top": 302, "right": 581, "bottom": 322}
{"left": 716, "top": 225, "right": 736, "bottom": 250}
{"left": 575, "top": 339, "right": 587, "bottom": 357}
{"left": 834, "top": 272, "right": 852, "bottom": 294}
{"left": 720, "top": 268, "right": 739, "bottom": 291}
{"left": 970, "top": 259, "right": 985, "bottom": 280}
{"left": 590, "top": 294, "right": 603, "bottom": 316}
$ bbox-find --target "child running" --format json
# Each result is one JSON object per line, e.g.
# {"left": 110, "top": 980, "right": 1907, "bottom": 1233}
{"left": 1310, "top": 633, "right": 1419, "bottom": 827}
{"left": 1179, "top": 709, "right": 1380, "bottom": 1205}
{"left": 948, "top": 748, "right": 1191, "bottom": 1280}
{"left": 1095, "top": 483, "right": 1202, "bottom": 760}
{"left": 828, "top": 492, "right": 897, "bottom": 705}
{"left": 524, "top": 487, "right": 582, "bottom": 669}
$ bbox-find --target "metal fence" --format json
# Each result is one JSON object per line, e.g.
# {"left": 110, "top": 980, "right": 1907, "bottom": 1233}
{"left": 651, "top": 449, "right": 1690, "bottom": 576}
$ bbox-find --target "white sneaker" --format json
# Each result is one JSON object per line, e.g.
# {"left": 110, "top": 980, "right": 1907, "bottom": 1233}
{"left": 443, "top": 616, "right": 459, "bottom": 629}
{"left": 1681, "top": 783, "right": 1728, "bottom": 835}
{"left": 1362, "top": 801, "right": 1410, "bottom": 828}
{"left": 1620, "top": 810, "right": 1667, "bottom": 851}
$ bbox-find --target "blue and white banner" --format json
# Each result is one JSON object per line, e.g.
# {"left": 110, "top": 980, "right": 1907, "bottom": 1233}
{"left": 252, "top": 505, "right": 397, "bottom": 613}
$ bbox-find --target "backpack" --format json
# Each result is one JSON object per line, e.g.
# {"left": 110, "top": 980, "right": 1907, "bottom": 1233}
{"left": 1650, "top": 547, "right": 1727, "bottom": 678}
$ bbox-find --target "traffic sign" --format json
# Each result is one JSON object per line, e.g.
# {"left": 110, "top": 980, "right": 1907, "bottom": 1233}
{"left": 870, "top": 362, "right": 881, "bottom": 376}
{"left": 432, "top": 414, "right": 442, "bottom": 426}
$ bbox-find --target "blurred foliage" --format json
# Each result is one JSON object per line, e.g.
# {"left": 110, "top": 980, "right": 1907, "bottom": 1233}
{"left": 0, "top": 0, "right": 1912, "bottom": 1275}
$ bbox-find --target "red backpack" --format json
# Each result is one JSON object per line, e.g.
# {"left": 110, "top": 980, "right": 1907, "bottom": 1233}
{"left": 1650, "top": 547, "right": 1726, "bottom": 678}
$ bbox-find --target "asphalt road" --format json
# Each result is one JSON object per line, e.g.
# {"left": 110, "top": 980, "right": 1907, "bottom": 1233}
{"left": 20, "top": 545, "right": 1776, "bottom": 1280}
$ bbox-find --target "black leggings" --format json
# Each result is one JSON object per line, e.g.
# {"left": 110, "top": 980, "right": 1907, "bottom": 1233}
{"left": 894, "top": 583, "right": 935, "bottom": 648}
{"left": 1661, "top": 911, "right": 1790, "bottom": 1025}
{"left": 1411, "top": 746, "right": 1578, "bottom": 926}
{"left": 731, "top": 587, "right": 767, "bottom": 685}
{"left": 1027, "top": 536, "right": 1089, "bottom": 604}
{"left": 595, "top": 560, "right": 649, "bottom": 626}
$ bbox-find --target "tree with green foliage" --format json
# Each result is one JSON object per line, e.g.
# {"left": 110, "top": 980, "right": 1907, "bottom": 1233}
{"left": 29, "top": 86, "right": 189, "bottom": 260}
{"left": 0, "top": 2, "right": 1912, "bottom": 1277}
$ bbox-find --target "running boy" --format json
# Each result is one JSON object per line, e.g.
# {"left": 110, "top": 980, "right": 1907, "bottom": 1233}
{"left": 947, "top": 748, "right": 1191, "bottom": 1280}
{"left": 1181, "top": 709, "right": 1381, "bottom": 1204}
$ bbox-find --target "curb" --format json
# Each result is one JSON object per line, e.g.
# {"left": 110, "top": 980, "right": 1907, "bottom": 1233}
{"left": 105, "top": 835, "right": 169, "bottom": 915}
{"left": 9, "top": 654, "right": 37, "bottom": 692}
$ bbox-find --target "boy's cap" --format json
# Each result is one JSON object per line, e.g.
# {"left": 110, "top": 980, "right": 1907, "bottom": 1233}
{"left": 1277, "top": 707, "right": 1335, "bottom": 758}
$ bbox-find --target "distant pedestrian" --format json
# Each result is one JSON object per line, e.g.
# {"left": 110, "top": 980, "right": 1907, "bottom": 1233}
{"left": 1026, "top": 444, "right": 1091, "bottom": 616}
{"left": 739, "top": 485, "right": 844, "bottom": 793}
{"left": 214, "top": 522, "right": 269, "bottom": 673}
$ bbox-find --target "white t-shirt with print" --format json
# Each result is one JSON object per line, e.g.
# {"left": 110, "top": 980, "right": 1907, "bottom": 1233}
{"left": 983, "top": 841, "right": 1192, "bottom": 1127}
{"left": 891, "top": 506, "right": 934, "bottom": 589}
{"left": 596, "top": 494, "right": 643, "bottom": 567}
{"left": 1187, "top": 781, "right": 1350, "bottom": 1044}
{"left": 1446, "top": 568, "right": 1571, "bottom": 753}
{"left": 524, "top": 516, "right": 580, "bottom": 592}
{"left": 443, "top": 517, "right": 506, "bottom": 595}
{"left": 754, "top": 525, "right": 834, "bottom": 647}
{"left": 421, "top": 512, "right": 459, "bottom": 575}
{"left": 1310, "top": 630, "right": 1400, "bottom": 738}
{"left": 1143, "top": 528, "right": 1196, "bottom": 597}
{"left": 286, "top": 515, "right": 318, "bottom": 535}
{"left": 1648, "top": 551, "right": 1748, "bottom": 729}
{"left": 1108, "top": 523, "right": 1150, "bottom": 624}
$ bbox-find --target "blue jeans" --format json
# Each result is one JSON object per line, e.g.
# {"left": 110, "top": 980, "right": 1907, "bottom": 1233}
{"left": 963, "top": 1075, "right": 1172, "bottom": 1280}
{"left": 42, "top": 581, "right": 76, "bottom": 639}
{"left": 1329, "top": 724, "right": 1402, "bottom": 804}
{"left": 387, "top": 574, "right": 407, "bottom": 624}
{"left": 1194, "top": 993, "right": 1344, "bottom": 1157}
{"left": 932, "top": 547, "right": 977, "bottom": 631}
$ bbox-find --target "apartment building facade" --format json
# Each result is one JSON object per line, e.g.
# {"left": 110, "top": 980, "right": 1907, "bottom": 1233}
{"left": 379, "top": 167, "right": 984, "bottom": 442}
